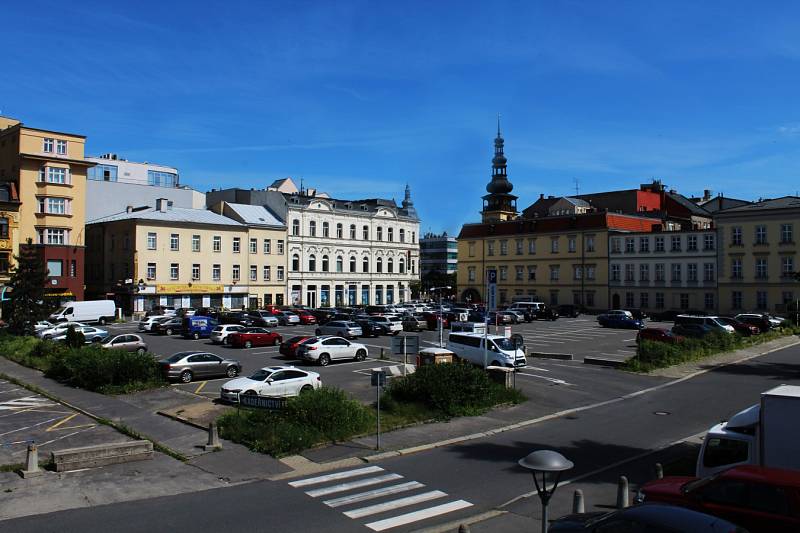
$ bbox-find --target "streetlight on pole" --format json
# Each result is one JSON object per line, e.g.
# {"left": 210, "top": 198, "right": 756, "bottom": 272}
{"left": 430, "top": 286, "right": 451, "bottom": 348}
{"left": 518, "top": 449, "right": 574, "bottom": 533}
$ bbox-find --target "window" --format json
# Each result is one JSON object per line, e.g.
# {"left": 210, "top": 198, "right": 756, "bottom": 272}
{"left": 212, "top": 264, "right": 221, "bottom": 281}
{"left": 549, "top": 265, "right": 559, "bottom": 281}
{"left": 704, "top": 234, "right": 715, "bottom": 250}
{"left": 263, "top": 239, "right": 271, "bottom": 254}
{"left": 528, "top": 238, "right": 537, "bottom": 254}
{"left": 44, "top": 167, "right": 68, "bottom": 184}
{"left": 232, "top": 237, "right": 240, "bottom": 253}
{"left": 468, "top": 267, "right": 476, "bottom": 282}
{"left": 781, "top": 223, "right": 793, "bottom": 243}
{"left": 336, "top": 223, "right": 343, "bottom": 239}
{"left": 249, "top": 265, "right": 257, "bottom": 281}
{"left": 387, "top": 227, "right": 393, "bottom": 242}
{"left": 687, "top": 235, "right": 697, "bottom": 251}
{"left": 654, "top": 236, "right": 665, "bottom": 252}
{"left": 640, "top": 292, "right": 649, "bottom": 309}
{"left": 655, "top": 292, "right": 664, "bottom": 309}
{"left": 363, "top": 257, "right": 369, "bottom": 273}
{"left": 655, "top": 263, "right": 665, "bottom": 282}
{"left": 585, "top": 292, "right": 594, "bottom": 307}
{"left": 704, "top": 263, "right": 715, "bottom": 282}
{"left": 46, "top": 259, "right": 63, "bottom": 277}
{"left": 516, "top": 239, "right": 523, "bottom": 255}
{"left": 515, "top": 266, "right": 524, "bottom": 281}
{"left": 363, "top": 225, "right": 369, "bottom": 240}
{"left": 704, "top": 439, "right": 749, "bottom": 473}
{"left": 147, "top": 170, "right": 178, "bottom": 187}
{"left": 146, "top": 263, "right": 156, "bottom": 280}
{"left": 671, "top": 235, "right": 681, "bottom": 251}
{"left": 639, "top": 264, "right": 649, "bottom": 281}
{"left": 0, "top": 218, "right": 7, "bottom": 239}
{"left": 487, "top": 241, "right": 495, "bottom": 256}
{"left": 291, "top": 254, "right": 299, "bottom": 271}
{"left": 88, "top": 163, "right": 118, "bottom": 182}
{"left": 39, "top": 197, "right": 68, "bottom": 214}
{"left": 680, "top": 293, "right": 689, "bottom": 309}
{"left": 349, "top": 256, "right": 356, "bottom": 273}
{"left": 70, "top": 260, "right": 76, "bottom": 277}
{"left": 56, "top": 140, "right": 67, "bottom": 155}
{"left": 170, "top": 233, "right": 179, "bottom": 251}
{"left": 573, "top": 266, "right": 582, "bottom": 280}
{"left": 399, "top": 229, "right": 405, "bottom": 243}
{"left": 336, "top": 256, "right": 343, "bottom": 273}
{"left": 249, "top": 238, "right": 257, "bottom": 254}
{"left": 213, "top": 235, "right": 221, "bottom": 252}
{"left": 376, "top": 227, "right": 383, "bottom": 241}
{"left": 611, "top": 238, "right": 621, "bottom": 253}
{"left": 376, "top": 257, "right": 382, "bottom": 273}
{"left": 586, "top": 265, "right": 595, "bottom": 280}
{"left": 625, "top": 292, "right": 635, "bottom": 308}
{"left": 292, "top": 219, "right": 300, "bottom": 236}
{"left": 399, "top": 257, "right": 406, "bottom": 274}
{"left": 705, "top": 292, "right": 714, "bottom": 310}
{"left": 322, "top": 221, "right": 329, "bottom": 238}
{"left": 731, "top": 258, "right": 742, "bottom": 279}
{"left": 625, "top": 264, "right": 634, "bottom": 281}
{"left": 232, "top": 264, "right": 240, "bottom": 281}
{"left": 170, "top": 263, "right": 179, "bottom": 280}
{"left": 500, "top": 240, "right": 508, "bottom": 255}
{"left": 782, "top": 256, "right": 794, "bottom": 277}
{"left": 263, "top": 266, "right": 271, "bottom": 281}
{"left": 277, "top": 240, "right": 284, "bottom": 254}
{"left": 186, "top": 234, "right": 199, "bottom": 252}
{"left": 43, "top": 138, "right": 54, "bottom": 152}
{"left": 528, "top": 265, "right": 537, "bottom": 280}
{"left": 499, "top": 266, "right": 507, "bottom": 280}
{"left": 585, "top": 235, "right": 595, "bottom": 252}
{"left": 321, "top": 255, "right": 329, "bottom": 272}
{"left": 625, "top": 238, "right": 634, "bottom": 253}
{"left": 192, "top": 264, "right": 200, "bottom": 280}
{"left": 671, "top": 263, "right": 682, "bottom": 282}
{"left": 732, "top": 290, "right": 742, "bottom": 309}
{"left": 387, "top": 258, "right": 394, "bottom": 273}
{"left": 639, "top": 237, "right": 649, "bottom": 252}
{"left": 611, "top": 264, "right": 621, "bottom": 281}
{"left": 550, "top": 238, "right": 559, "bottom": 253}
{"left": 731, "top": 226, "right": 743, "bottom": 245}
{"left": 566, "top": 237, "right": 575, "bottom": 253}
{"left": 412, "top": 231, "right": 416, "bottom": 243}
{"left": 757, "top": 291, "right": 767, "bottom": 309}
{"left": 276, "top": 266, "right": 284, "bottom": 281}
{"left": 38, "top": 228, "right": 67, "bottom": 245}
{"left": 755, "top": 225, "right": 767, "bottom": 245}
{"left": 687, "top": 263, "right": 698, "bottom": 282}
{"left": 755, "top": 258, "right": 768, "bottom": 279}
{"left": 308, "top": 255, "right": 316, "bottom": 272}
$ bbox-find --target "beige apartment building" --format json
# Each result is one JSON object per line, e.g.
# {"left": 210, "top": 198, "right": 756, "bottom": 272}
{"left": 86, "top": 199, "right": 288, "bottom": 314}
{"left": 716, "top": 197, "right": 800, "bottom": 315}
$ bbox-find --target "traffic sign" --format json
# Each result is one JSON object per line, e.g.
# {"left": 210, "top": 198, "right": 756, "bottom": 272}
{"left": 371, "top": 370, "right": 387, "bottom": 387}
{"left": 486, "top": 268, "right": 497, "bottom": 312}
{"left": 391, "top": 335, "right": 419, "bottom": 355}
{"left": 239, "top": 394, "right": 287, "bottom": 410}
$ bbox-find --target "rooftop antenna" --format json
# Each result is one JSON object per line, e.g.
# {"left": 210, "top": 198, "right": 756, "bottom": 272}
{"left": 573, "top": 177, "right": 580, "bottom": 196}
{"left": 300, "top": 177, "right": 304, "bottom": 195}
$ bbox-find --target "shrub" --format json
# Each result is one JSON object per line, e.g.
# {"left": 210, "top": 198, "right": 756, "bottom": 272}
{"left": 45, "top": 345, "right": 163, "bottom": 394}
{"left": 286, "top": 387, "right": 372, "bottom": 441}
{"left": 64, "top": 326, "right": 85, "bottom": 349}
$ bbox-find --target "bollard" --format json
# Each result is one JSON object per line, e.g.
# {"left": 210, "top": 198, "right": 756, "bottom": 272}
{"left": 458, "top": 524, "right": 471, "bottom": 533}
{"left": 203, "top": 422, "right": 222, "bottom": 451}
{"left": 572, "top": 489, "right": 585, "bottom": 514}
{"left": 654, "top": 462, "right": 663, "bottom": 479}
{"left": 380, "top": 347, "right": 386, "bottom": 360}
{"left": 20, "top": 443, "right": 43, "bottom": 478}
{"left": 616, "top": 476, "right": 629, "bottom": 509}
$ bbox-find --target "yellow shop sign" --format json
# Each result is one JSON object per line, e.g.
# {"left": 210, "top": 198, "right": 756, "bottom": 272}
{"left": 156, "top": 284, "right": 224, "bottom": 294}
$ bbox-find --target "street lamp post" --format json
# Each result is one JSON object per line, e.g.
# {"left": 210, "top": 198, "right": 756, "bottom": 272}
{"left": 430, "top": 286, "right": 451, "bottom": 348}
{"left": 518, "top": 449, "right": 574, "bottom": 533}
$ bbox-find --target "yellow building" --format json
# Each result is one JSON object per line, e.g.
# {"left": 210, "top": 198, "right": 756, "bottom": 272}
{"left": 458, "top": 212, "right": 658, "bottom": 310}
{"left": 716, "top": 197, "right": 800, "bottom": 314}
{"left": 0, "top": 115, "right": 93, "bottom": 301}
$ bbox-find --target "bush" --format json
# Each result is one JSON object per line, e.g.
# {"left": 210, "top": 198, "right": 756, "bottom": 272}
{"left": 45, "top": 345, "right": 163, "bottom": 394}
{"left": 64, "top": 326, "right": 85, "bottom": 349}
{"left": 385, "top": 363, "right": 525, "bottom": 418}
{"left": 217, "top": 386, "right": 374, "bottom": 457}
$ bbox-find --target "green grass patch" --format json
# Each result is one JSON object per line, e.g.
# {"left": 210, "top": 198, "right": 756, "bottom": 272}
{"left": 623, "top": 325, "right": 800, "bottom": 373}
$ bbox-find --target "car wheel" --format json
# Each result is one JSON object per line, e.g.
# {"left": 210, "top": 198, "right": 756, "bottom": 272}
{"left": 272, "top": 338, "right": 278, "bottom": 346}
{"left": 300, "top": 385, "right": 313, "bottom": 394}
{"left": 244, "top": 340, "right": 252, "bottom": 348}
{"left": 193, "top": 332, "right": 200, "bottom": 340}
{"left": 244, "top": 389, "right": 256, "bottom": 396}
{"left": 166, "top": 328, "right": 173, "bottom": 336}
{"left": 136, "top": 347, "right": 146, "bottom": 356}
{"left": 91, "top": 337, "right": 102, "bottom": 343}
{"left": 98, "top": 317, "right": 107, "bottom": 326}
{"left": 180, "top": 370, "right": 193, "bottom": 383}
{"left": 490, "top": 360, "right": 501, "bottom": 367}
{"left": 338, "top": 331, "right": 346, "bottom": 337}
{"left": 226, "top": 366, "right": 239, "bottom": 378}
{"left": 224, "top": 336, "right": 231, "bottom": 345}
{"left": 315, "top": 328, "right": 322, "bottom": 335}
{"left": 354, "top": 349, "right": 366, "bottom": 362}
{"left": 319, "top": 353, "right": 331, "bottom": 366}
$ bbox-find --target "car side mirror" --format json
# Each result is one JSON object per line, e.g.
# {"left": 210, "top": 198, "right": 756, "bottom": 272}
{"left": 266, "top": 378, "right": 273, "bottom": 384}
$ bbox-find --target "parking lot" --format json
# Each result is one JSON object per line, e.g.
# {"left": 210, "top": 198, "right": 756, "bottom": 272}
{"left": 104, "top": 316, "right": 671, "bottom": 408}
{"left": 0, "top": 379, "right": 127, "bottom": 466}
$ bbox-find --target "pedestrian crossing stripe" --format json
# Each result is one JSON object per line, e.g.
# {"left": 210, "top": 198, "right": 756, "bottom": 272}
{"left": 353, "top": 364, "right": 416, "bottom": 377}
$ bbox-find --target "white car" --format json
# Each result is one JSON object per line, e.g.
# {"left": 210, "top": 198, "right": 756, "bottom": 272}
{"left": 315, "top": 321, "right": 363, "bottom": 339}
{"left": 51, "top": 326, "right": 109, "bottom": 344}
{"left": 297, "top": 336, "right": 368, "bottom": 366}
{"left": 34, "top": 321, "right": 55, "bottom": 332}
{"left": 220, "top": 366, "right": 321, "bottom": 402}
{"left": 210, "top": 325, "right": 246, "bottom": 344}
{"left": 37, "top": 321, "right": 87, "bottom": 339}
{"left": 369, "top": 315, "right": 403, "bottom": 335}
{"left": 139, "top": 316, "right": 170, "bottom": 332}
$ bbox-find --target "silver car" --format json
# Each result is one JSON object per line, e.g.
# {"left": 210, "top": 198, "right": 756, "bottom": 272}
{"left": 102, "top": 334, "right": 148, "bottom": 355}
{"left": 275, "top": 311, "right": 300, "bottom": 326}
{"left": 158, "top": 351, "right": 241, "bottom": 383}
{"left": 314, "top": 321, "right": 363, "bottom": 339}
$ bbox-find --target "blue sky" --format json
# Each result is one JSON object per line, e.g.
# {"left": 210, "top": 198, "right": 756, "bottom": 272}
{"left": 4, "top": 1, "right": 800, "bottom": 233}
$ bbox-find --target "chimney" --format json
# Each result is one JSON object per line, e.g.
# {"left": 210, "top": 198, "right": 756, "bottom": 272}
{"left": 156, "top": 198, "right": 169, "bottom": 213}
{"left": 126, "top": 205, "right": 134, "bottom": 213}
{"left": 703, "top": 189, "right": 712, "bottom": 201}
{"left": 539, "top": 193, "right": 545, "bottom": 200}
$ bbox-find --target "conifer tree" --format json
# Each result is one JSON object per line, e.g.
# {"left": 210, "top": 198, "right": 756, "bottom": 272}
{"left": 8, "top": 239, "right": 50, "bottom": 335}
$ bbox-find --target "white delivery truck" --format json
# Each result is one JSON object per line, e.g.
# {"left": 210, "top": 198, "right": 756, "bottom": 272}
{"left": 696, "top": 384, "right": 800, "bottom": 477}
{"left": 446, "top": 332, "right": 527, "bottom": 368}
{"left": 49, "top": 300, "right": 117, "bottom": 325}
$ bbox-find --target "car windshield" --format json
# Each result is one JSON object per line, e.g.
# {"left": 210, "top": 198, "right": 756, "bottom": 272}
{"left": 248, "top": 369, "right": 273, "bottom": 381}
{"left": 494, "top": 338, "right": 517, "bottom": 351}
{"left": 165, "top": 352, "right": 191, "bottom": 363}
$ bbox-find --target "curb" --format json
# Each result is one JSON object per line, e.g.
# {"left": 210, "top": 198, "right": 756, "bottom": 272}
{"left": 530, "top": 352, "right": 574, "bottom": 361}
{"left": 583, "top": 356, "right": 627, "bottom": 367}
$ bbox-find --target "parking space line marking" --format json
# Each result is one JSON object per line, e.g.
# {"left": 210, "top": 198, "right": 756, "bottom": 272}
{"left": 515, "top": 372, "right": 572, "bottom": 386}
{"left": 38, "top": 426, "right": 97, "bottom": 448}
{"left": 0, "top": 388, "right": 22, "bottom": 394}
{"left": 0, "top": 415, "right": 67, "bottom": 437}
{"left": 45, "top": 413, "right": 78, "bottom": 432}
{"left": 194, "top": 381, "right": 207, "bottom": 394}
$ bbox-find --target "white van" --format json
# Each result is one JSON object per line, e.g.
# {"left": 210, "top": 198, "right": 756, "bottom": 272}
{"left": 50, "top": 300, "right": 117, "bottom": 325}
{"left": 509, "top": 301, "right": 546, "bottom": 313}
{"left": 446, "top": 332, "right": 526, "bottom": 368}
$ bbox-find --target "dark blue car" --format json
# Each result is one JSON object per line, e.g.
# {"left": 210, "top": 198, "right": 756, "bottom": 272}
{"left": 597, "top": 312, "right": 645, "bottom": 329}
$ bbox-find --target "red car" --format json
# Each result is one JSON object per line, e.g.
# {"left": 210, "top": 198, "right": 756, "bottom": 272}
{"left": 279, "top": 335, "right": 312, "bottom": 357}
{"left": 636, "top": 327, "right": 684, "bottom": 344}
{"left": 295, "top": 311, "right": 317, "bottom": 325}
{"left": 640, "top": 465, "right": 800, "bottom": 533}
{"left": 718, "top": 317, "right": 760, "bottom": 336}
{"left": 228, "top": 327, "right": 282, "bottom": 348}
{"left": 423, "top": 312, "right": 449, "bottom": 331}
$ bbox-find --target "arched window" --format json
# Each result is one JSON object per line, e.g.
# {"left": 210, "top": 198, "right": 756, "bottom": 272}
{"left": 349, "top": 224, "right": 356, "bottom": 239}
{"left": 399, "top": 229, "right": 405, "bottom": 243}
{"left": 321, "top": 255, "right": 329, "bottom": 272}
{"left": 292, "top": 220, "right": 300, "bottom": 236}
{"left": 336, "top": 223, "right": 343, "bottom": 239}
{"left": 309, "top": 221, "right": 317, "bottom": 237}
{"left": 387, "top": 258, "right": 394, "bottom": 273}
{"left": 362, "top": 257, "right": 369, "bottom": 273}
{"left": 362, "top": 225, "right": 369, "bottom": 240}
{"left": 399, "top": 257, "right": 405, "bottom": 274}
{"left": 308, "top": 254, "right": 316, "bottom": 272}
{"left": 322, "top": 222, "right": 329, "bottom": 238}
{"left": 292, "top": 254, "right": 300, "bottom": 271}
{"left": 376, "top": 257, "right": 383, "bottom": 273}
{"left": 350, "top": 256, "right": 357, "bottom": 273}
{"left": 377, "top": 227, "right": 383, "bottom": 241}
{"left": 388, "top": 228, "right": 394, "bottom": 242}
{"left": 336, "top": 256, "right": 343, "bottom": 272}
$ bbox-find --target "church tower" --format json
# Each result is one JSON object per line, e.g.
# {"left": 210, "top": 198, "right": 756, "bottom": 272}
{"left": 481, "top": 117, "right": 518, "bottom": 222}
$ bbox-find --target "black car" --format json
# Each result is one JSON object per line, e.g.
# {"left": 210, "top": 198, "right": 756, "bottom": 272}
{"left": 219, "top": 311, "right": 256, "bottom": 327}
{"left": 309, "top": 309, "right": 337, "bottom": 324}
{"left": 154, "top": 317, "right": 184, "bottom": 335}
{"left": 550, "top": 503, "right": 743, "bottom": 532}
{"left": 532, "top": 306, "right": 559, "bottom": 321}
{"left": 356, "top": 319, "right": 389, "bottom": 337}
{"left": 556, "top": 304, "right": 581, "bottom": 318}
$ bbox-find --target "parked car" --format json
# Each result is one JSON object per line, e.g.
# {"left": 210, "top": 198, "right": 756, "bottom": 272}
{"left": 626, "top": 309, "right": 649, "bottom": 320}
{"left": 38, "top": 321, "right": 87, "bottom": 339}
{"left": 315, "top": 320, "right": 363, "bottom": 339}
{"left": 246, "top": 310, "right": 279, "bottom": 328}
{"left": 402, "top": 314, "right": 426, "bottom": 332}
{"left": 423, "top": 312, "right": 450, "bottom": 330}
{"left": 182, "top": 316, "right": 219, "bottom": 340}
{"left": 279, "top": 335, "right": 313, "bottom": 358}
{"left": 530, "top": 306, "right": 559, "bottom": 321}
{"left": 356, "top": 319, "right": 390, "bottom": 337}
{"left": 556, "top": 304, "right": 581, "bottom": 318}
{"left": 672, "top": 323, "right": 714, "bottom": 338}
{"left": 275, "top": 311, "right": 300, "bottom": 326}
{"left": 138, "top": 315, "right": 170, "bottom": 332}
{"left": 52, "top": 326, "right": 109, "bottom": 344}
{"left": 101, "top": 334, "right": 148, "bottom": 355}
{"left": 220, "top": 366, "right": 321, "bottom": 402}
{"left": 145, "top": 305, "right": 176, "bottom": 318}
{"left": 598, "top": 312, "right": 644, "bottom": 329}
{"left": 639, "top": 465, "right": 800, "bottom": 533}
{"left": 210, "top": 325, "right": 246, "bottom": 344}
{"left": 153, "top": 317, "right": 184, "bottom": 335}
{"left": 767, "top": 315, "right": 788, "bottom": 328}
{"left": 34, "top": 320, "right": 55, "bottom": 332}
{"left": 735, "top": 313, "right": 772, "bottom": 333}
{"left": 717, "top": 316, "right": 760, "bottom": 336}
{"left": 368, "top": 316, "right": 402, "bottom": 335}
{"left": 158, "top": 351, "right": 241, "bottom": 383}
{"left": 502, "top": 310, "right": 524, "bottom": 324}
{"left": 228, "top": 327, "right": 283, "bottom": 348}
{"left": 219, "top": 311, "right": 256, "bottom": 327}
{"left": 487, "top": 311, "right": 512, "bottom": 325}
{"left": 636, "top": 327, "right": 684, "bottom": 344}
{"left": 49, "top": 300, "right": 117, "bottom": 325}
{"left": 297, "top": 336, "right": 368, "bottom": 366}
{"left": 675, "top": 315, "right": 735, "bottom": 334}
{"left": 294, "top": 310, "right": 317, "bottom": 325}
{"left": 549, "top": 503, "right": 745, "bottom": 532}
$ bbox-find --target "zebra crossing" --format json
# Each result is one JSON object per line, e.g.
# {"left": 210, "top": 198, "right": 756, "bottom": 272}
{"left": 288, "top": 465, "right": 472, "bottom": 531}
{"left": 353, "top": 364, "right": 416, "bottom": 378}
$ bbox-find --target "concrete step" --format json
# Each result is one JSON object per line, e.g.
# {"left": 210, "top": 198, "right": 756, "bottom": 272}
{"left": 52, "top": 440, "right": 153, "bottom": 471}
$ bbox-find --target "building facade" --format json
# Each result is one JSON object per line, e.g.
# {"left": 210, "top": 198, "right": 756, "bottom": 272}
{"left": 608, "top": 229, "right": 718, "bottom": 313}
{"left": 420, "top": 232, "right": 457, "bottom": 276}
{"left": 716, "top": 197, "right": 800, "bottom": 315}
{"left": 0, "top": 116, "right": 92, "bottom": 302}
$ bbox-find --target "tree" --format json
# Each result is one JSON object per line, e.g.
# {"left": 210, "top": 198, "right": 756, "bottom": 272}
{"left": 8, "top": 239, "right": 50, "bottom": 336}
{"left": 64, "top": 325, "right": 85, "bottom": 348}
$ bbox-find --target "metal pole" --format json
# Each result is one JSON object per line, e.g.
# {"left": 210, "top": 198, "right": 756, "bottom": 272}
{"left": 376, "top": 382, "right": 381, "bottom": 450}
{"left": 484, "top": 277, "right": 489, "bottom": 368}
{"left": 541, "top": 500, "right": 548, "bottom": 533}
{"left": 439, "top": 290, "right": 444, "bottom": 348}
{"left": 403, "top": 336, "right": 407, "bottom": 376}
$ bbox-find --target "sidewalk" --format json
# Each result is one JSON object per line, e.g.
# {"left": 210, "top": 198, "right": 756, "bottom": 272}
{"left": 0, "top": 357, "right": 290, "bottom": 483}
